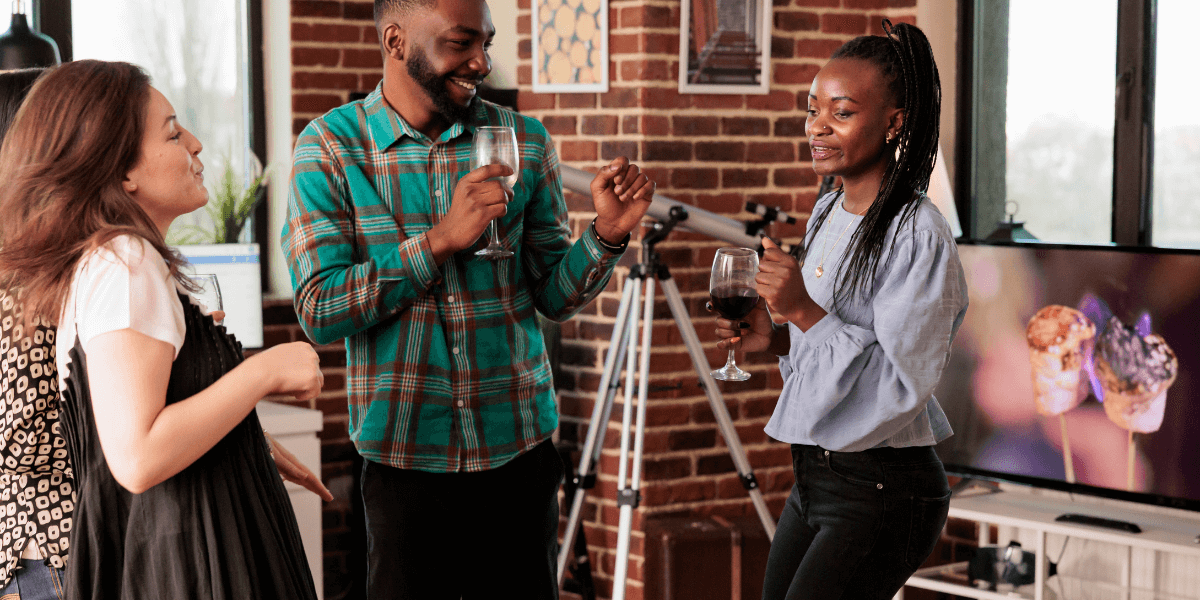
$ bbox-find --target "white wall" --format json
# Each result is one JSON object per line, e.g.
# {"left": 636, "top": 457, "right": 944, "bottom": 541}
{"left": 487, "top": 0, "right": 520, "bottom": 88}
{"left": 918, "top": 0, "right": 957, "bottom": 185}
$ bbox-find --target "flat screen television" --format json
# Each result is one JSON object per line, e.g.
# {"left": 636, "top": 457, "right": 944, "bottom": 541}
{"left": 934, "top": 241, "right": 1200, "bottom": 512}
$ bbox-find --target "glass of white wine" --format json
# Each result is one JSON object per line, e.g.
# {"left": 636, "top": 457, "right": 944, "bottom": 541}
{"left": 471, "top": 126, "right": 519, "bottom": 259}
{"left": 191, "top": 273, "right": 223, "bottom": 315}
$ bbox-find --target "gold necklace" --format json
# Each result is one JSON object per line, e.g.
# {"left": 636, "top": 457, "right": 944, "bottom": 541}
{"left": 809, "top": 194, "right": 858, "bottom": 278}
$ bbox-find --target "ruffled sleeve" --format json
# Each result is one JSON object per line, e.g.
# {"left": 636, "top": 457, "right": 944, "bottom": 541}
{"left": 769, "top": 229, "right": 968, "bottom": 451}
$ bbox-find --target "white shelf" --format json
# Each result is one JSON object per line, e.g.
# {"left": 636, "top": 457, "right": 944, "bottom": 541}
{"left": 900, "top": 490, "right": 1200, "bottom": 600}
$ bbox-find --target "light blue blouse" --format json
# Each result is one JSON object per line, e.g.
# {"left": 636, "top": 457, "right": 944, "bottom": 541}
{"left": 765, "top": 191, "right": 969, "bottom": 452}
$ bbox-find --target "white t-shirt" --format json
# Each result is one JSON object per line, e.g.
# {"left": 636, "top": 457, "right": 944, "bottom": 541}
{"left": 55, "top": 235, "right": 195, "bottom": 391}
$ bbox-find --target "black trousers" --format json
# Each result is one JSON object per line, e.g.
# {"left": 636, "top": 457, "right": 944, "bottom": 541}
{"left": 761, "top": 444, "right": 951, "bottom": 600}
{"left": 361, "top": 439, "right": 564, "bottom": 600}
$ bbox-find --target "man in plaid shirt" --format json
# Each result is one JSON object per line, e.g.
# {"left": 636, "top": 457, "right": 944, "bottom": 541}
{"left": 283, "top": 0, "right": 655, "bottom": 597}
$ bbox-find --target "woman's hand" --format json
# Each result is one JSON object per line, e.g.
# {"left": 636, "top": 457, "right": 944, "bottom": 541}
{"left": 247, "top": 342, "right": 324, "bottom": 402}
{"left": 710, "top": 299, "right": 775, "bottom": 354}
{"left": 265, "top": 431, "right": 334, "bottom": 501}
{"left": 757, "top": 238, "right": 825, "bottom": 330}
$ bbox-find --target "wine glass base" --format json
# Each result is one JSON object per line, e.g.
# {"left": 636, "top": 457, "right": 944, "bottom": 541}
{"left": 475, "top": 248, "right": 514, "bottom": 259}
{"left": 711, "top": 367, "right": 751, "bottom": 382}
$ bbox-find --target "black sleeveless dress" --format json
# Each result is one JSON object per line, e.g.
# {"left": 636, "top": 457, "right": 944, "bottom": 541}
{"left": 58, "top": 295, "right": 317, "bottom": 600}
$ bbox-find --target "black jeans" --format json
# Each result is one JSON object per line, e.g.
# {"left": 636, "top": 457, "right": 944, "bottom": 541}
{"left": 361, "top": 439, "right": 565, "bottom": 600}
{"left": 762, "top": 444, "right": 951, "bottom": 600}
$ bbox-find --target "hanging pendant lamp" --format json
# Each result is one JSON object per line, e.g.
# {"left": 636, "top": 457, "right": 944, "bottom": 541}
{"left": 0, "top": 0, "right": 61, "bottom": 70}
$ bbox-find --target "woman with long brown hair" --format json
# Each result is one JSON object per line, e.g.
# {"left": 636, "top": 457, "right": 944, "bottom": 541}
{"left": 0, "top": 60, "right": 324, "bottom": 599}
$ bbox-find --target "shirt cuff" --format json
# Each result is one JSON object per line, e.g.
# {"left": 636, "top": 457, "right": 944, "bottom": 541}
{"left": 589, "top": 218, "right": 630, "bottom": 254}
{"left": 801, "top": 311, "right": 847, "bottom": 348}
{"left": 396, "top": 233, "right": 442, "bottom": 291}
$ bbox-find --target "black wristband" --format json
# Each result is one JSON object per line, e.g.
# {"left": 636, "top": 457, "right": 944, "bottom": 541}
{"left": 591, "top": 218, "right": 630, "bottom": 253}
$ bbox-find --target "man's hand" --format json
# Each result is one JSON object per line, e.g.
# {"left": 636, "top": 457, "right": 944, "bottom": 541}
{"left": 426, "top": 163, "right": 514, "bottom": 263}
{"left": 590, "top": 157, "right": 656, "bottom": 244}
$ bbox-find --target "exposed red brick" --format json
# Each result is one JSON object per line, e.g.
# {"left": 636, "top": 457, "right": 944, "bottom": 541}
{"left": 746, "top": 90, "right": 796, "bottom": 111}
{"left": 721, "top": 168, "right": 769, "bottom": 188}
{"left": 342, "top": 1, "right": 373, "bottom": 20}
{"left": 846, "top": 0, "right": 889, "bottom": 8}
{"left": 774, "top": 62, "right": 822, "bottom": 85}
{"left": 610, "top": 33, "right": 638, "bottom": 55}
{"left": 822, "top": 13, "right": 870, "bottom": 35}
{"left": 775, "top": 167, "right": 819, "bottom": 188}
{"left": 517, "top": 39, "right": 531, "bottom": 59}
{"left": 774, "top": 10, "right": 820, "bottom": 32}
{"left": 620, "top": 59, "right": 671, "bottom": 82}
{"left": 292, "top": 23, "right": 361, "bottom": 43}
{"left": 600, "top": 139, "right": 638, "bottom": 160}
{"left": 517, "top": 14, "right": 530, "bottom": 35}
{"left": 796, "top": 38, "right": 845, "bottom": 59}
{"left": 540, "top": 115, "right": 577, "bottom": 136}
{"left": 293, "top": 71, "right": 359, "bottom": 91}
{"left": 293, "top": 93, "right": 344, "bottom": 114}
{"left": 560, "top": 140, "right": 598, "bottom": 162}
{"left": 518, "top": 91, "right": 555, "bottom": 111}
{"left": 292, "top": 0, "right": 340, "bottom": 18}
{"left": 747, "top": 141, "right": 796, "bottom": 163}
{"left": 292, "top": 47, "right": 340, "bottom": 68}
{"left": 776, "top": 116, "right": 808, "bottom": 137}
{"left": 671, "top": 116, "right": 718, "bottom": 136}
{"left": 643, "top": 32, "right": 678, "bottom": 55}
{"left": 721, "top": 117, "right": 770, "bottom": 137}
{"left": 581, "top": 115, "right": 619, "bottom": 136}
{"left": 670, "top": 168, "right": 719, "bottom": 190}
{"left": 694, "top": 141, "right": 745, "bottom": 163}
{"left": 640, "top": 115, "right": 670, "bottom": 136}
{"left": 560, "top": 94, "right": 598, "bottom": 109}
{"left": 343, "top": 48, "right": 383, "bottom": 69}
{"left": 620, "top": 5, "right": 672, "bottom": 29}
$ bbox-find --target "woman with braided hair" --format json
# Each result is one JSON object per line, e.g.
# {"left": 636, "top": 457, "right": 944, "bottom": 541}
{"left": 713, "top": 19, "right": 968, "bottom": 599}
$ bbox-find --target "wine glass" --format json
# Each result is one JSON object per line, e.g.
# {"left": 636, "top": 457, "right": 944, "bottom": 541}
{"left": 472, "top": 126, "right": 519, "bottom": 259}
{"left": 191, "top": 273, "right": 223, "bottom": 316}
{"left": 710, "top": 248, "right": 760, "bottom": 381}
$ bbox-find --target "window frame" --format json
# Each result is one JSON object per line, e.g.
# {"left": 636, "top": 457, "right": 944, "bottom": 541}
{"left": 36, "top": 0, "right": 272, "bottom": 290}
{"left": 955, "top": 0, "right": 1158, "bottom": 246}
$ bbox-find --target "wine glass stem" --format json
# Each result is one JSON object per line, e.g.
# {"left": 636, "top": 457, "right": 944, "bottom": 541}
{"left": 726, "top": 348, "right": 737, "bottom": 370}
{"left": 489, "top": 220, "right": 499, "bottom": 246}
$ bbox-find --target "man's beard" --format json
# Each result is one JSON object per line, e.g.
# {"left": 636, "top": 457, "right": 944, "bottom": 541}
{"left": 407, "top": 45, "right": 475, "bottom": 125}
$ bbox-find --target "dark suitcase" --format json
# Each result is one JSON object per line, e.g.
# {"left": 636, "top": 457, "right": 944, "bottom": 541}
{"left": 644, "top": 515, "right": 772, "bottom": 600}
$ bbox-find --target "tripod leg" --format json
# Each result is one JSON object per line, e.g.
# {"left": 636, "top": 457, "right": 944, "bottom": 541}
{"left": 613, "top": 274, "right": 655, "bottom": 600}
{"left": 659, "top": 276, "right": 777, "bottom": 541}
{"left": 558, "top": 280, "right": 637, "bottom": 583}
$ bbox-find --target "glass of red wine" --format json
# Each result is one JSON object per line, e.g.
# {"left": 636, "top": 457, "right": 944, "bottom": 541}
{"left": 710, "top": 247, "right": 760, "bottom": 381}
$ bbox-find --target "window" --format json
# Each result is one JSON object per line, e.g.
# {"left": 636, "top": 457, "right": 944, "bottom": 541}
{"left": 70, "top": 0, "right": 258, "bottom": 244}
{"left": 958, "top": 0, "right": 1196, "bottom": 247}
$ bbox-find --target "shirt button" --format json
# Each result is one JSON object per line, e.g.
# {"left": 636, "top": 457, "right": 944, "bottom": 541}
{"left": 452, "top": 347, "right": 460, "bottom": 355}
{"left": 876, "top": 483, "right": 884, "bottom": 490}
{"left": 447, "top": 295, "right": 455, "bottom": 303}
{"left": 457, "top": 400, "right": 465, "bottom": 408}
{"left": 824, "top": 450, "right": 830, "bottom": 456}
{"left": 435, "top": 189, "right": 443, "bottom": 197}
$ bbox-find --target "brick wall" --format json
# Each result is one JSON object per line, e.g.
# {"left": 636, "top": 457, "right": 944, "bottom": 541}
{"left": 516, "top": 2, "right": 917, "bottom": 599}
{"left": 280, "top": 1, "right": 925, "bottom": 599}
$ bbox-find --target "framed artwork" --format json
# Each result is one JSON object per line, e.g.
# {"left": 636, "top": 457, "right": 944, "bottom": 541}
{"left": 678, "top": 0, "right": 772, "bottom": 94}
{"left": 532, "top": 0, "right": 609, "bottom": 93}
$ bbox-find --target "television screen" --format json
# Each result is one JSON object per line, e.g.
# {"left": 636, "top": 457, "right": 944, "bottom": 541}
{"left": 934, "top": 242, "right": 1200, "bottom": 510}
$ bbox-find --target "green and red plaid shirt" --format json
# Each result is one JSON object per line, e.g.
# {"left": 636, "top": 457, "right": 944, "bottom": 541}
{"left": 283, "top": 86, "right": 623, "bottom": 472}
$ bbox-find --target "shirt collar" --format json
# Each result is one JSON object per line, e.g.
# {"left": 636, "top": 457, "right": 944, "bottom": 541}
{"left": 363, "top": 82, "right": 493, "bottom": 149}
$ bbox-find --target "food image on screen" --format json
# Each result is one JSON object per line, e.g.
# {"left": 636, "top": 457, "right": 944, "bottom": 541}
{"left": 1027, "top": 305, "right": 1096, "bottom": 417}
{"left": 1095, "top": 316, "right": 1177, "bottom": 434}
{"left": 934, "top": 244, "right": 1200, "bottom": 507}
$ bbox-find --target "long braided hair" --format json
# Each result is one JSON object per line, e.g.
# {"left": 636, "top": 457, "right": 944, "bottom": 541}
{"left": 799, "top": 19, "right": 941, "bottom": 308}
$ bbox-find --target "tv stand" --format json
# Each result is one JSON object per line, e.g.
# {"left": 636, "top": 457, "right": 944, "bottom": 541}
{"left": 900, "top": 490, "right": 1200, "bottom": 600}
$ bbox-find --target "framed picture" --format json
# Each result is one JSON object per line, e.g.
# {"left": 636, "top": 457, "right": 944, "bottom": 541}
{"left": 678, "top": 0, "right": 772, "bottom": 95}
{"left": 532, "top": 0, "right": 609, "bottom": 93}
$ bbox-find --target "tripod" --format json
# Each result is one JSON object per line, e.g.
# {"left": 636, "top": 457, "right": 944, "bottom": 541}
{"left": 557, "top": 207, "right": 777, "bottom": 600}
